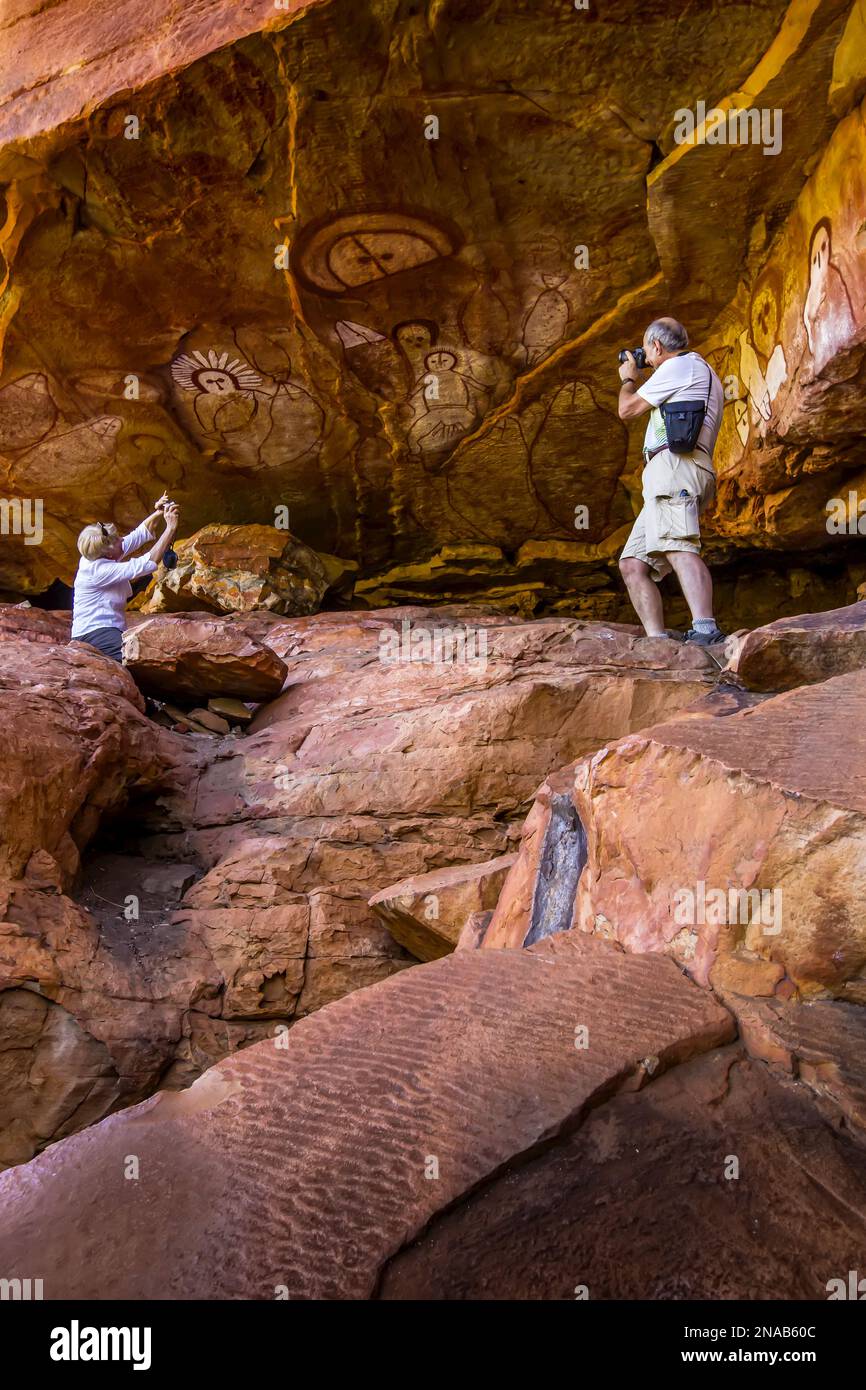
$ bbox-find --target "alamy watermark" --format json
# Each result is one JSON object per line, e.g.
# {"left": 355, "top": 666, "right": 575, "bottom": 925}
{"left": 673, "top": 881, "right": 782, "bottom": 936}
{"left": 0, "top": 497, "right": 43, "bottom": 545}
{"left": 378, "top": 619, "right": 488, "bottom": 670}
{"left": 49, "top": 1322, "right": 151, "bottom": 1370}
{"left": 1, "top": 1276, "right": 43, "bottom": 1299}
{"left": 826, "top": 492, "right": 866, "bottom": 534}
{"left": 827, "top": 1270, "right": 866, "bottom": 1299}
{"left": 673, "top": 101, "right": 782, "bottom": 157}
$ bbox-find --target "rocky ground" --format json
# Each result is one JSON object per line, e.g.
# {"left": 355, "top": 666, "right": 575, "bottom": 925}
{"left": 1, "top": 591, "right": 865, "bottom": 1298}
{"left": 0, "top": 594, "right": 715, "bottom": 1167}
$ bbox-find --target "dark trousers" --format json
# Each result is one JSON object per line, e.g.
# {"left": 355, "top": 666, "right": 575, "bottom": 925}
{"left": 75, "top": 626, "right": 124, "bottom": 662}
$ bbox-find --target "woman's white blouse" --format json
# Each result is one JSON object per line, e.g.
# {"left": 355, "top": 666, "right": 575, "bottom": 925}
{"left": 71, "top": 522, "right": 157, "bottom": 638}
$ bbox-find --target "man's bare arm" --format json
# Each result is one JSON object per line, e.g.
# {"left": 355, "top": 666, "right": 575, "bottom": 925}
{"left": 618, "top": 379, "right": 652, "bottom": 421}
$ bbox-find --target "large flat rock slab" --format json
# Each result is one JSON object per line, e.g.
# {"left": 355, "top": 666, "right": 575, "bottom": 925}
{"left": 0, "top": 934, "right": 732, "bottom": 1299}
{"left": 380, "top": 1044, "right": 866, "bottom": 1300}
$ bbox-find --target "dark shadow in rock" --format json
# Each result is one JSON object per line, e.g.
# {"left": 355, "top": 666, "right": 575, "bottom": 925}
{"left": 525, "top": 793, "right": 587, "bottom": 946}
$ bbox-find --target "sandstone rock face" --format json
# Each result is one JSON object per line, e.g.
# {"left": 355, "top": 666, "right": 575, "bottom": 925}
{"left": 380, "top": 1043, "right": 866, "bottom": 1300}
{"left": 139, "top": 524, "right": 329, "bottom": 617}
{"left": 486, "top": 671, "right": 866, "bottom": 999}
{"left": 0, "top": 933, "right": 734, "bottom": 1299}
{"left": 369, "top": 855, "right": 516, "bottom": 959}
{"left": 0, "top": 608, "right": 172, "bottom": 1164}
{"left": 0, "top": 605, "right": 70, "bottom": 643}
{"left": 730, "top": 601, "right": 866, "bottom": 691}
{"left": 727, "top": 994, "right": 866, "bottom": 1129}
{"left": 0, "top": 606, "right": 712, "bottom": 1167}
{"left": 1, "top": 0, "right": 866, "bottom": 626}
{"left": 122, "top": 614, "right": 289, "bottom": 700}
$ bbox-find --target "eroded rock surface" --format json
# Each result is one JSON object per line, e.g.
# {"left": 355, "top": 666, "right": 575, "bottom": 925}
{"left": 729, "top": 600, "right": 866, "bottom": 691}
{"left": 0, "top": 604, "right": 713, "bottom": 1167}
{"left": 0, "top": 614, "right": 173, "bottom": 1164}
{"left": 122, "top": 613, "right": 289, "bottom": 700}
{"left": 369, "top": 854, "right": 516, "bottom": 960}
{"left": 728, "top": 994, "right": 866, "bottom": 1128}
{"left": 380, "top": 1044, "right": 866, "bottom": 1300}
{"left": 0, "top": 933, "right": 733, "bottom": 1299}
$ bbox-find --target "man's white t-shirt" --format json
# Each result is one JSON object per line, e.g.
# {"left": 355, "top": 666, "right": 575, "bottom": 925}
{"left": 71, "top": 522, "right": 157, "bottom": 638}
{"left": 636, "top": 351, "right": 724, "bottom": 461}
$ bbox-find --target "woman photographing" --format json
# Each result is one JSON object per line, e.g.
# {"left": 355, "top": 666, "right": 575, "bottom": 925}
{"left": 71, "top": 494, "right": 179, "bottom": 662}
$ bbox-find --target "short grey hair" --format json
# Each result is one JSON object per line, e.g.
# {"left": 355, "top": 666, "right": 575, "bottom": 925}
{"left": 644, "top": 319, "right": 689, "bottom": 351}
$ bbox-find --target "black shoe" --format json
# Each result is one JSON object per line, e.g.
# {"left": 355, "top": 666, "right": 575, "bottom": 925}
{"left": 684, "top": 625, "right": 726, "bottom": 646}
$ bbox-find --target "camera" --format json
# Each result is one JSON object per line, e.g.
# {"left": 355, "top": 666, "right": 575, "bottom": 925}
{"left": 618, "top": 348, "right": 647, "bottom": 370}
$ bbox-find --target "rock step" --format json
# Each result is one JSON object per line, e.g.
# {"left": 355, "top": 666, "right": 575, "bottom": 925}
{"left": 729, "top": 602, "right": 866, "bottom": 692}
{"left": 0, "top": 934, "right": 733, "bottom": 1299}
{"left": 368, "top": 853, "right": 516, "bottom": 959}
{"left": 122, "top": 614, "right": 288, "bottom": 701}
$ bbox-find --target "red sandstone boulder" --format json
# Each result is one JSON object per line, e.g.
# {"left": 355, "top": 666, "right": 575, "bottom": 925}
{"left": 0, "top": 625, "right": 180, "bottom": 1165}
{"left": 122, "top": 613, "right": 288, "bottom": 700}
{"left": 0, "top": 633, "right": 163, "bottom": 886}
{"left": 369, "top": 854, "right": 517, "bottom": 960}
{"left": 728, "top": 602, "right": 866, "bottom": 691}
{"left": 139, "top": 524, "right": 329, "bottom": 617}
{"left": 725, "top": 994, "right": 866, "bottom": 1130}
{"left": 0, "top": 933, "right": 733, "bottom": 1299}
{"left": 486, "top": 670, "right": 866, "bottom": 999}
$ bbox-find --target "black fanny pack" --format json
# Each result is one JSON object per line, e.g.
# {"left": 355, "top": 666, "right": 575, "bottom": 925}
{"left": 660, "top": 359, "right": 713, "bottom": 454}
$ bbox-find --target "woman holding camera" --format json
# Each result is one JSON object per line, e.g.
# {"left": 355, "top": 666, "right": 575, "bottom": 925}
{"left": 71, "top": 494, "right": 179, "bottom": 662}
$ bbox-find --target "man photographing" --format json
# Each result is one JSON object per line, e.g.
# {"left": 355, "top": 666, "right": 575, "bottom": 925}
{"left": 616, "top": 317, "right": 725, "bottom": 644}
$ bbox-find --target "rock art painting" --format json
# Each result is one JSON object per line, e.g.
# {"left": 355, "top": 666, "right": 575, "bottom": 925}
{"left": 803, "top": 217, "right": 858, "bottom": 376}
{"left": 291, "top": 211, "right": 457, "bottom": 294}
{"left": 335, "top": 313, "right": 511, "bottom": 464}
{"left": 170, "top": 334, "right": 326, "bottom": 470}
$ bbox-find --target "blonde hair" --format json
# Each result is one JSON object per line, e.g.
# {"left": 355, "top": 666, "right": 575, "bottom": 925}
{"left": 77, "top": 522, "right": 120, "bottom": 560}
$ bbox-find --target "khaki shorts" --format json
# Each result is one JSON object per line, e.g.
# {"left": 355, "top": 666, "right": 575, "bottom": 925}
{"left": 620, "top": 448, "right": 716, "bottom": 581}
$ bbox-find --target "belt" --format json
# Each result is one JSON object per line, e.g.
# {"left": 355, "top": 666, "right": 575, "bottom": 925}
{"left": 643, "top": 444, "right": 713, "bottom": 464}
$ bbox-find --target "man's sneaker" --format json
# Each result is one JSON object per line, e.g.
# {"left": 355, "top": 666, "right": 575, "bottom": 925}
{"left": 684, "top": 625, "right": 726, "bottom": 646}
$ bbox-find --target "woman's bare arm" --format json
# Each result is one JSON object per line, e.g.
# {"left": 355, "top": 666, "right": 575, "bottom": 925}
{"left": 146, "top": 503, "right": 179, "bottom": 566}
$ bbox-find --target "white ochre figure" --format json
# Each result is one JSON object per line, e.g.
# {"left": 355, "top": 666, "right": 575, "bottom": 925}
{"left": 803, "top": 219, "right": 856, "bottom": 375}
